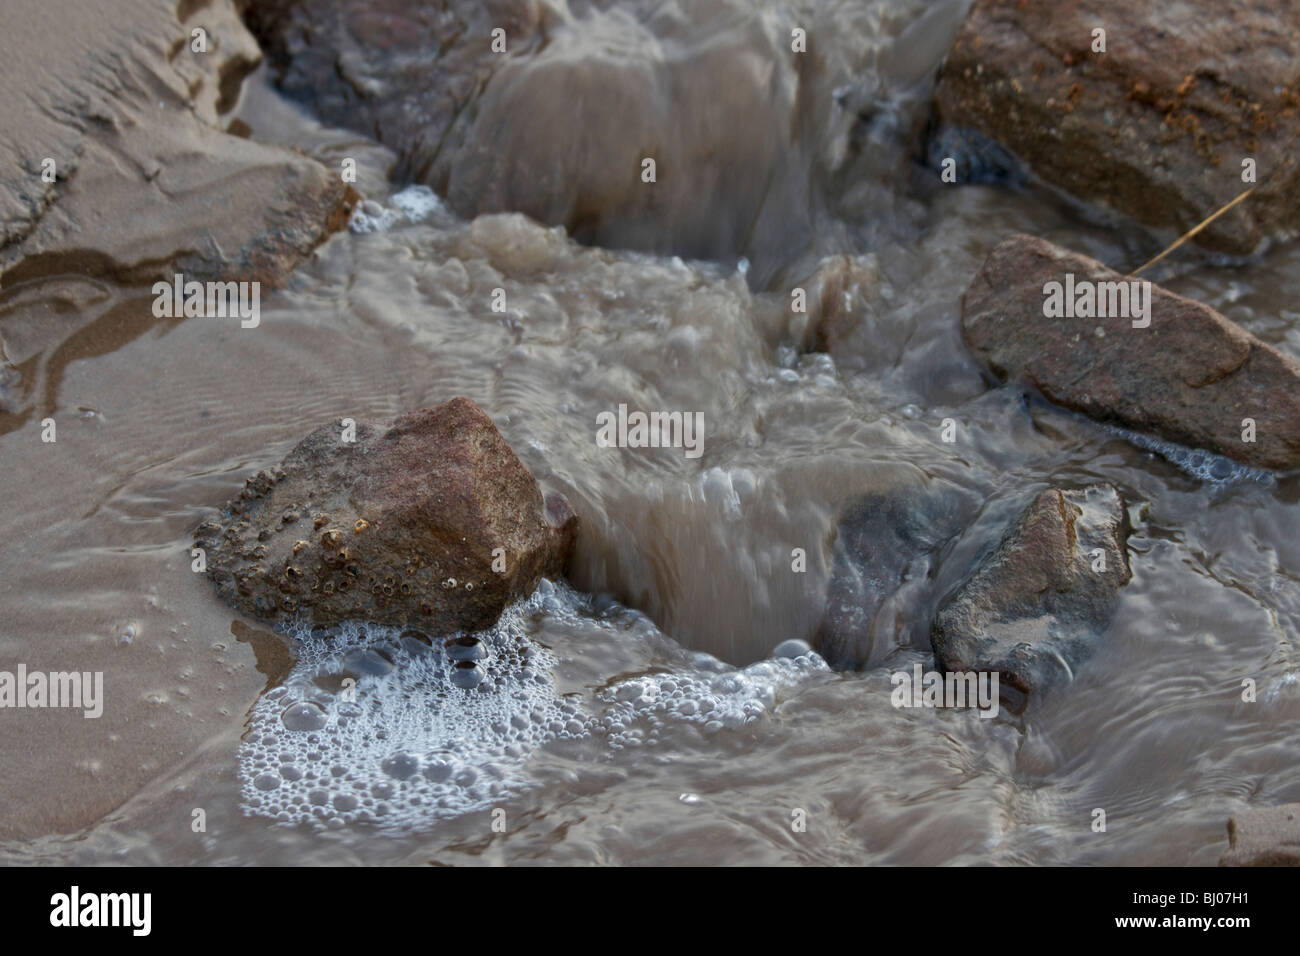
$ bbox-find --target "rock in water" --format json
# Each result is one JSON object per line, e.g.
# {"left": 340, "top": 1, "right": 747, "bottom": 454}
{"left": 814, "top": 478, "right": 978, "bottom": 671}
{"left": 196, "top": 398, "right": 577, "bottom": 632}
{"left": 244, "top": 0, "right": 822, "bottom": 281}
{"left": 790, "top": 255, "right": 880, "bottom": 356}
{"left": 1220, "top": 804, "right": 1300, "bottom": 866}
{"left": 963, "top": 234, "right": 1300, "bottom": 472}
{"left": 931, "top": 485, "right": 1131, "bottom": 703}
{"left": 931, "top": 0, "right": 1300, "bottom": 254}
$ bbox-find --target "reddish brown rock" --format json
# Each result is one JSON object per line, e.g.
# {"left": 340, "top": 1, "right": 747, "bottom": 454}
{"left": 814, "top": 476, "right": 978, "bottom": 671}
{"left": 196, "top": 398, "right": 577, "bottom": 633}
{"left": 963, "top": 234, "right": 1300, "bottom": 471}
{"left": 931, "top": 485, "right": 1131, "bottom": 704}
{"left": 931, "top": 0, "right": 1300, "bottom": 254}
{"left": 1220, "top": 804, "right": 1300, "bottom": 866}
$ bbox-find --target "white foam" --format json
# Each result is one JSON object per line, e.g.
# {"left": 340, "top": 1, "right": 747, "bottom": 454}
{"left": 599, "top": 653, "right": 826, "bottom": 750}
{"left": 240, "top": 588, "right": 579, "bottom": 830}
{"left": 1264, "top": 671, "right": 1297, "bottom": 703}
{"left": 348, "top": 200, "right": 401, "bottom": 235}
{"left": 239, "top": 582, "right": 826, "bottom": 831}
{"left": 1106, "top": 425, "right": 1274, "bottom": 486}
{"left": 390, "top": 185, "right": 442, "bottom": 221}
{"left": 348, "top": 186, "right": 444, "bottom": 235}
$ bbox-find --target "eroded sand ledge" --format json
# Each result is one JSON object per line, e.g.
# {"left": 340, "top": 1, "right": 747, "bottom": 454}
{"left": 0, "top": 0, "right": 356, "bottom": 290}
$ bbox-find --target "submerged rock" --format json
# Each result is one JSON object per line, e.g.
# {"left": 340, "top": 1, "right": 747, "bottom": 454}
{"left": 931, "top": 0, "right": 1300, "bottom": 254}
{"left": 245, "top": 0, "right": 849, "bottom": 280}
{"left": 963, "top": 234, "right": 1300, "bottom": 472}
{"left": 791, "top": 254, "right": 880, "bottom": 355}
{"left": 1220, "top": 804, "right": 1300, "bottom": 866}
{"left": 197, "top": 398, "right": 577, "bottom": 632}
{"left": 931, "top": 485, "right": 1131, "bottom": 704}
{"left": 814, "top": 478, "right": 978, "bottom": 671}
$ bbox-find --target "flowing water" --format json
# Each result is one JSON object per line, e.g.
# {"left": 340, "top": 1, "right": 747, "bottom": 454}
{"left": 1, "top": 0, "right": 1298, "bottom": 865}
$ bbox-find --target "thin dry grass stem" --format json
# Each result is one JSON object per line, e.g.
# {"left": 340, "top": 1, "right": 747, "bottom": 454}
{"left": 1128, "top": 186, "right": 1257, "bottom": 278}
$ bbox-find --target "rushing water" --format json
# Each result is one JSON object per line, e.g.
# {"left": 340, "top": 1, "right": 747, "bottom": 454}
{"left": 1, "top": 0, "right": 1298, "bottom": 864}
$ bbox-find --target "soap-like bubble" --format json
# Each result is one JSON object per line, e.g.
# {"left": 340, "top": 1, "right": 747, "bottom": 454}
{"left": 771, "top": 638, "right": 813, "bottom": 659}
{"left": 349, "top": 186, "right": 444, "bottom": 235}
{"left": 280, "top": 701, "right": 327, "bottom": 732}
{"left": 238, "top": 582, "right": 827, "bottom": 831}
{"left": 1106, "top": 425, "right": 1273, "bottom": 486}
{"left": 445, "top": 636, "right": 489, "bottom": 662}
{"left": 449, "top": 660, "right": 485, "bottom": 689}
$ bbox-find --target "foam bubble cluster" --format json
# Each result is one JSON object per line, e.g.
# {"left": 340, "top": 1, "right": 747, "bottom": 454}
{"left": 600, "top": 652, "right": 826, "bottom": 750}
{"left": 240, "top": 589, "right": 575, "bottom": 829}
{"left": 348, "top": 185, "right": 443, "bottom": 234}
{"left": 389, "top": 185, "right": 443, "bottom": 221}
{"left": 239, "top": 582, "right": 826, "bottom": 831}
{"left": 1108, "top": 425, "right": 1273, "bottom": 486}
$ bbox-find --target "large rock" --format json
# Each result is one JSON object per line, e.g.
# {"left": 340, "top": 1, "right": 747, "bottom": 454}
{"left": 931, "top": 485, "right": 1130, "bottom": 704}
{"left": 1, "top": 0, "right": 356, "bottom": 288}
{"left": 242, "top": 0, "right": 520, "bottom": 179}
{"left": 243, "top": 0, "right": 841, "bottom": 281}
{"left": 1220, "top": 804, "right": 1300, "bottom": 866}
{"left": 963, "top": 234, "right": 1300, "bottom": 471}
{"left": 814, "top": 478, "right": 977, "bottom": 670}
{"left": 196, "top": 398, "right": 577, "bottom": 633}
{"left": 931, "top": 0, "right": 1300, "bottom": 254}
